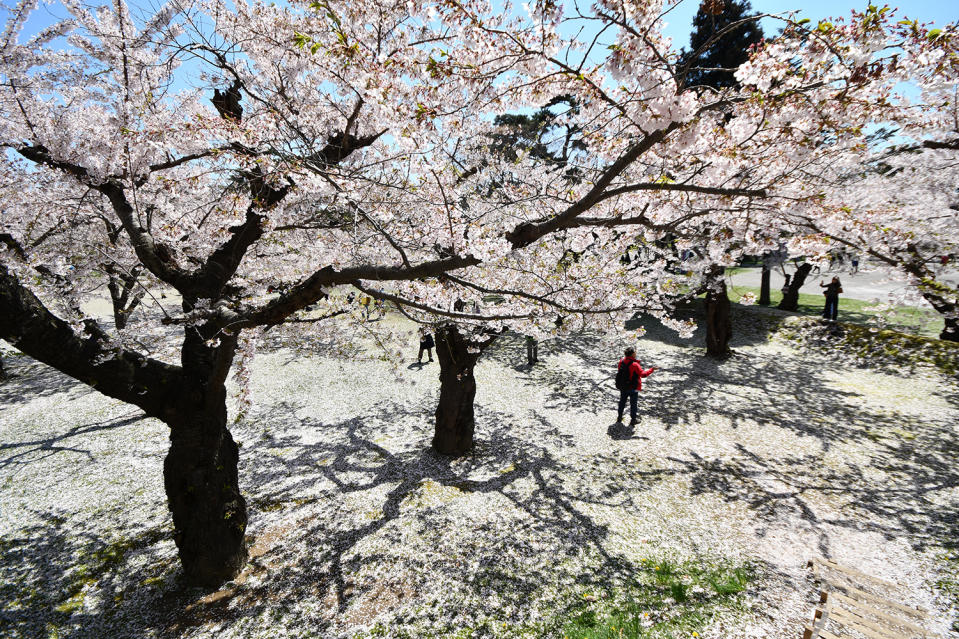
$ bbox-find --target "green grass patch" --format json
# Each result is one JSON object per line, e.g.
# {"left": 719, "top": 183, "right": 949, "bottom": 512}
{"left": 774, "top": 316, "right": 959, "bottom": 377}
{"left": 934, "top": 548, "right": 959, "bottom": 632}
{"left": 727, "top": 285, "right": 944, "bottom": 339}
{"left": 561, "top": 557, "right": 754, "bottom": 639}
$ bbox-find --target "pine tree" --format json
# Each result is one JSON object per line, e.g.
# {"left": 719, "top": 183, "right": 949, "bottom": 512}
{"left": 679, "top": 0, "right": 765, "bottom": 90}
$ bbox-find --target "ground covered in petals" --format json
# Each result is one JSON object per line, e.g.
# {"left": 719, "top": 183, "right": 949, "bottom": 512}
{"left": 1, "top": 310, "right": 957, "bottom": 638}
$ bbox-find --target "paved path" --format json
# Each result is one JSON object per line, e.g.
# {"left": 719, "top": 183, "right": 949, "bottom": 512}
{"left": 728, "top": 263, "right": 959, "bottom": 305}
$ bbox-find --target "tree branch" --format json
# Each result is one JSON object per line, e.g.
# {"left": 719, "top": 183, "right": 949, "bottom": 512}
{"left": 0, "top": 261, "right": 182, "bottom": 420}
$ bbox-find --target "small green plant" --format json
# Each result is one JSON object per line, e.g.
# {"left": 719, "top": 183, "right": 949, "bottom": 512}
{"left": 561, "top": 557, "right": 754, "bottom": 638}
{"left": 707, "top": 566, "right": 750, "bottom": 595}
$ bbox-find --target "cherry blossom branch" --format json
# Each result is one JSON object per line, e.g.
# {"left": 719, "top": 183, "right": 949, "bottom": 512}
{"left": 351, "top": 281, "right": 534, "bottom": 322}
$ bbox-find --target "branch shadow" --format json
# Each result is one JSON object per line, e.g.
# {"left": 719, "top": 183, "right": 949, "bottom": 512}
{"left": 159, "top": 397, "right": 663, "bottom": 636}
{"left": 0, "top": 358, "right": 94, "bottom": 406}
{"left": 0, "top": 412, "right": 145, "bottom": 474}
{"left": 497, "top": 325, "right": 959, "bottom": 563}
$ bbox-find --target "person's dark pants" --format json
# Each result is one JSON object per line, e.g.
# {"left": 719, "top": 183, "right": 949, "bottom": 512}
{"left": 823, "top": 296, "right": 838, "bottom": 321}
{"left": 418, "top": 346, "right": 433, "bottom": 361}
{"left": 617, "top": 389, "right": 638, "bottom": 422}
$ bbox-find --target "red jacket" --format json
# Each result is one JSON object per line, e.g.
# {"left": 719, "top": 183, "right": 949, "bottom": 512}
{"left": 618, "top": 356, "right": 653, "bottom": 391}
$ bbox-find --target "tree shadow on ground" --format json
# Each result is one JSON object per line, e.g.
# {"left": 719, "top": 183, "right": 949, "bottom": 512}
{"left": 0, "top": 411, "right": 144, "bottom": 474}
{"left": 149, "top": 398, "right": 670, "bottom": 637}
{"left": 0, "top": 512, "right": 176, "bottom": 639}
{"left": 509, "top": 327, "right": 959, "bottom": 562}
{"left": 4, "top": 325, "right": 955, "bottom": 637}
{"left": 0, "top": 357, "right": 94, "bottom": 406}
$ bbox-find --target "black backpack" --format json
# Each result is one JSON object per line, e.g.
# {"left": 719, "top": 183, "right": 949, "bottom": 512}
{"left": 615, "top": 360, "right": 634, "bottom": 391}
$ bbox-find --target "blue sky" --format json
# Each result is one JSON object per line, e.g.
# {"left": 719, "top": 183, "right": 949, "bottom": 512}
{"left": 660, "top": 0, "right": 958, "bottom": 49}
{"left": 13, "top": 0, "right": 958, "bottom": 48}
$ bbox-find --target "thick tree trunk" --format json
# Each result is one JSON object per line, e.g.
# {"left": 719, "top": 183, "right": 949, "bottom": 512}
{"left": 778, "top": 263, "right": 813, "bottom": 311}
{"left": 759, "top": 261, "right": 771, "bottom": 306}
{"left": 164, "top": 327, "right": 248, "bottom": 586}
{"left": 1, "top": 263, "right": 250, "bottom": 586}
{"left": 164, "top": 409, "right": 247, "bottom": 586}
{"left": 941, "top": 317, "right": 959, "bottom": 342}
{"left": 899, "top": 261, "right": 959, "bottom": 342}
{"left": 704, "top": 266, "right": 732, "bottom": 359}
{"left": 433, "top": 325, "right": 483, "bottom": 456}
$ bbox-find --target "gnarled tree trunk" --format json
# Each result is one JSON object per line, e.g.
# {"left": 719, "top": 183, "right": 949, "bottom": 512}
{"left": 778, "top": 262, "right": 813, "bottom": 311}
{"left": 704, "top": 266, "right": 732, "bottom": 359}
{"left": 941, "top": 316, "right": 959, "bottom": 342}
{"left": 164, "top": 406, "right": 247, "bottom": 586}
{"left": 164, "top": 327, "right": 248, "bottom": 586}
{"left": 433, "top": 325, "right": 487, "bottom": 456}
{"left": 107, "top": 264, "right": 145, "bottom": 330}
{"left": 0, "top": 264, "right": 249, "bottom": 587}
{"left": 908, "top": 271, "right": 959, "bottom": 342}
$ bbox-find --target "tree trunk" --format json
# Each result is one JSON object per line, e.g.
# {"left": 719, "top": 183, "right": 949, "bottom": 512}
{"left": 778, "top": 262, "right": 813, "bottom": 311}
{"left": 107, "top": 266, "right": 145, "bottom": 331}
{"left": 164, "top": 327, "right": 248, "bottom": 587}
{"left": 433, "top": 325, "right": 484, "bottom": 456}
{"left": 1, "top": 263, "right": 248, "bottom": 586}
{"left": 704, "top": 266, "right": 732, "bottom": 359}
{"left": 759, "top": 260, "right": 771, "bottom": 306}
{"left": 915, "top": 286, "right": 959, "bottom": 342}
{"left": 164, "top": 409, "right": 247, "bottom": 586}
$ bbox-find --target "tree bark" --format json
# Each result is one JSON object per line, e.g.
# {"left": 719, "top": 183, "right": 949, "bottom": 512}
{"left": 107, "top": 265, "right": 145, "bottom": 330}
{"left": 895, "top": 261, "right": 959, "bottom": 342}
{"left": 433, "top": 325, "right": 485, "bottom": 456}
{"left": 914, "top": 284, "right": 959, "bottom": 342}
{"left": 0, "top": 263, "right": 248, "bottom": 587}
{"left": 704, "top": 266, "right": 732, "bottom": 359}
{"left": 759, "top": 260, "right": 771, "bottom": 306}
{"left": 778, "top": 262, "right": 813, "bottom": 311}
{"left": 164, "top": 413, "right": 247, "bottom": 586}
{"left": 164, "top": 326, "right": 248, "bottom": 586}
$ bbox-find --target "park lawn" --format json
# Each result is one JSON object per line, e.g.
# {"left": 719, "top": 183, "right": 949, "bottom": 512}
{"left": 2, "top": 313, "right": 957, "bottom": 638}
{"left": 726, "top": 285, "right": 945, "bottom": 339}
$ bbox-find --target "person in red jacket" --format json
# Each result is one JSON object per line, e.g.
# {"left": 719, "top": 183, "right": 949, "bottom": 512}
{"left": 616, "top": 347, "right": 655, "bottom": 426}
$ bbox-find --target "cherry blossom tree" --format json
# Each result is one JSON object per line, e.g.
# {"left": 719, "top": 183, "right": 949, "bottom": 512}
{"left": 768, "top": 18, "right": 959, "bottom": 338}
{"left": 0, "top": 0, "right": 537, "bottom": 585}
{"left": 1, "top": 0, "right": 949, "bottom": 587}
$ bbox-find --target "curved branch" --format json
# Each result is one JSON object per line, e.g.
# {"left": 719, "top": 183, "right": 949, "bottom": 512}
{"left": 0, "top": 261, "right": 182, "bottom": 420}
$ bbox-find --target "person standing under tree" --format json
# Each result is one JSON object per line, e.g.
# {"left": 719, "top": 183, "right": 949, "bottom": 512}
{"left": 819, "top": 277, "right": 843, "bottom": 321}
{"left": 615, "top": 347, "right": 655, "bottom": 426}
{"left": 417, "top": 328, "right": 435, "bottom": 363}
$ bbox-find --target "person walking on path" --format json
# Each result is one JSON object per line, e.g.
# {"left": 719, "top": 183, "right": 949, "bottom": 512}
{"left": 615, "top": 347, "right": 655, "bottom": 426}
{"left": 417, "top": 328, "right": 435, "bottom": 363}
{"left": 819, "top": 276, "right": 843, "bottom": 321}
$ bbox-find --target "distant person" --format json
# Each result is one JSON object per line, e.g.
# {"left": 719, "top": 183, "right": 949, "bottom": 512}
{"left": 417, "top": 328, "right": 435, "bottom": 363}
{"left": 851, "top": 256, "right": 859, "bottom": 273}
{"left": 614, "top": 347, "right": 655, "bottom": 426}
{"left": 819, "top": 276, "right": 843, "bottom": 321}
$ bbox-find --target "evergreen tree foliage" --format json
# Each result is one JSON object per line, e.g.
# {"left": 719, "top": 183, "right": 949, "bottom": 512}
{"left": 680, "top": 0, "right": 765, "bottom": 90}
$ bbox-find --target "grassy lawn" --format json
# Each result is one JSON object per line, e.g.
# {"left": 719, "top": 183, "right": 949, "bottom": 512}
{"left": 562, "top": 558, "right": 753, "bottom": 639}
{"left": 726, "top": 285, "right": 944, "bottom": 339}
